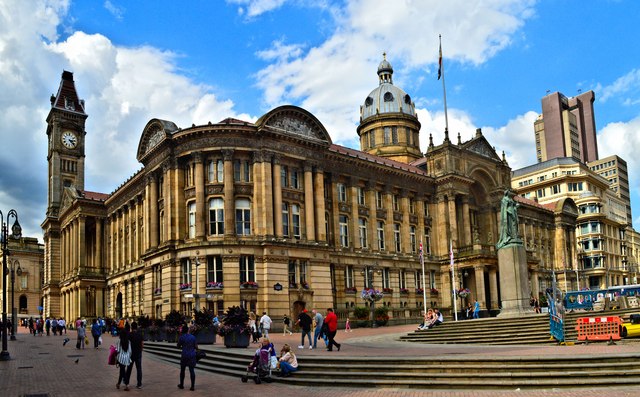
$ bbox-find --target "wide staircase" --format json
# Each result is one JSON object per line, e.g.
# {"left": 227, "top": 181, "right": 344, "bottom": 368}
{"left": 144, "top": 309, "right": 640, "bottom": 390}
{"left": 400, "top": 308, "right": 639, "bottom": 345}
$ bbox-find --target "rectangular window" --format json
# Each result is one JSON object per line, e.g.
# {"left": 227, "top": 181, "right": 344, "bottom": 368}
{"left": 239, "top": 255, "right": 255, "bottom": 283}
{"left": 537, "top": 188, "right": 546, "bottom": 198}
{"left": 207, "top": 255, "right": 223, "bottom": 284}
{"left": 208, "top": 198, "right": 224, "bottom": 235}
{"left": 376, "top": 191, "right": 383, "bottom": 209}
{"left": 409, "top": 199, "right": 415, "bottom": 214}
{"left": 410, "top": 225, "right": 417, "bottom": 253}
{"left": 292, "top": 204, "right": 301, "bottom": 239}
{"left": 357, "top": 187, "right": 366, "bottom": 206}
{"left": 552, "top": 184, "right": 561, "bottom": 194}
{"left": 394, "top": 223, "right": 401, "bottom": 252}
{"left": 345, "top": 265, "right": 354, "bottom": 288}
{"left": 382, "top": 268, "right": 390, "bottom": 289}
{"left": 217, "top": 159, "right": 224, "bottom": 182}
{"left": 384, "top": 127, "right": 391, "bottom": 144}
{"left": 377, "top": 221, "right": 385, "bottom": 250}
{"left": 288, "top": 260, "right": 297, "bottom": 286}
{"left": 358, "top": 218, "right": 368, "bottom": 248}
{"left": 429, "top": 270, "right": 436, "bottom": 289}
{"left": 207, "top": 159, "right": 224, "bottom": 183}
{"left": 393, "top": 194, "right": 399, "bottom": 211}
{"left": 234, "top": 160, "right": 241, "bottom": 181}
{"left": 337, "top": 183, "right": 347, "bottom": 202}
{"left": 182, "top": 258, "right": 192, "bottom": 286}
{"left": 281, "top": 166, "right": 289, "bottom": 188}
{"left": 339, "top": 215, "right": 349, "bottom": 247}
{"left": 291, "top": 169, "right": 300, "bottom": 189}
{"left": 235, "top": 199, "right": 251, "bottom": 236}
{"left": 392, "top": 126, "right": 398, "bottom": 144}
{"left": 399, "top": 270, "right": 406, "bottom": 289}
{"left": 369, "top": 131, "right": 375, "bottom": 147}
{"left": 424, "top": 228, "right": 431, "bottom": 255}
{"left": 154, "top": 266, "right": 162, "bottom": 290}
{"left": 415, "top": 271, "right": 423, "bottom": 291}
{"left": 21, "top": 275, "right": 28, "bottom": 289}
{"left": 282, "top": 202, "right": 290, "bottom": 236}
{"left": 405, "top": 127, "right": 411, "bottom": 145}
{"left": 188, "top": 202, "right": 196, "bottom": 239}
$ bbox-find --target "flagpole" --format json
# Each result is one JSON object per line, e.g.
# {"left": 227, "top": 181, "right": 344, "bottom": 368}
{"left": 438, "top": 34, "right": 450, "bottom": 141}
{"left": 420, "top": 237, "right": 427, "bottom": 312}
{"left": 450, "top": 239, "right": 458, "bottom": 321}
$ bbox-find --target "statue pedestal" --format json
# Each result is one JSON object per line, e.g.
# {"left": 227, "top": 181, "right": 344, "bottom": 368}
{"left": 497, "top": 244, "right": 532, "bottom": 317}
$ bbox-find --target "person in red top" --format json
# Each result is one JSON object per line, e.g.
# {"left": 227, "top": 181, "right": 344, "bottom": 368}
{"left": 324, "top": 308, "right": 341, "bottom": 352}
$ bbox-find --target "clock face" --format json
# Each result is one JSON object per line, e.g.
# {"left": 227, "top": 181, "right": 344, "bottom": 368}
{"left": 61, "top": 131, "right": 78, "bottom": 148}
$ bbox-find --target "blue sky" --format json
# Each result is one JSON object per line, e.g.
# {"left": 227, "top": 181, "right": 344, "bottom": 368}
{"left": 1, "top": 0, "right": 639, "bottom": 240}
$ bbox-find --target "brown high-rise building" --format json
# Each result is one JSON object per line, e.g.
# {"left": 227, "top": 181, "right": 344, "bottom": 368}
{"left": 534, "top": 91, "right": 598, "bottom": 163}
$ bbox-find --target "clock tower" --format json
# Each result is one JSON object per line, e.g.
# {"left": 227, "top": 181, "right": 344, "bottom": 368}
{"left": 41, "top": 70, "right": 88, "bottom": 317}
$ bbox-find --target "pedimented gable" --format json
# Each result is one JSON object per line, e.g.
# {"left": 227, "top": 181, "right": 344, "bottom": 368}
{"left": 463, "top": 136, "right": 502, "bottom": 161}
{"left": 256, "top": 105, "right": 332, "bottom": 146}
{"left": 136, "top": 118, "right": 179, "bottom": 161}
{"left": 60, "top": 187, "right": 80, "bottom": 215}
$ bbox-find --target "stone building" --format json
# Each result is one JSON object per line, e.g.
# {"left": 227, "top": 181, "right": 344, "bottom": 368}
{"left": 41, "top": 58, "right": 576, "bottom": 323}
{"left": 0, "top": 237, "right": 44, "bottom": 322}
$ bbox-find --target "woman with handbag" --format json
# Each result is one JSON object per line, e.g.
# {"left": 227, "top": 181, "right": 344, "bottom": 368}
{"left": 116, "top": 322, "right": 133, "bottom": 391}
{"left": 177, "top": 324, "right": 198, "bottom": 391}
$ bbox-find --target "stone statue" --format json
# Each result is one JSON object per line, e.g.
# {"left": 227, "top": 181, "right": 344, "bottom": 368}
{"left": 496, "top": 189, "right": 522, "bottom": 249}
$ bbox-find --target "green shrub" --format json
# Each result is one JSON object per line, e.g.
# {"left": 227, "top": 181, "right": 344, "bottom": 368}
{"left": 353, "top": 306, "right": 369, "bottom": 320}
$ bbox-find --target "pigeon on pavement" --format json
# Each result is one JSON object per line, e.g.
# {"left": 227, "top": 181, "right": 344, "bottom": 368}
{"left": 74, "top": 358, "right": 79, "bottom": 364}
{"left": 63, "top": 338, "right": 70, "bottom": 346}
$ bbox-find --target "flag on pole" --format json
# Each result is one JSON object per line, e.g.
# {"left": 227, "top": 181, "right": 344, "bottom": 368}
{"left": 437, "top": 41, "right": 443, "bottom": 80}
{"left": 449, "top": 240, "right": 454, "bottom": 271}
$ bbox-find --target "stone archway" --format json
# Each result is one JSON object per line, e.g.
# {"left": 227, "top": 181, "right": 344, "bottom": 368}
{"left": 291, "top": 300, "right": 306, "bottom": 329}
{"left": 19, "top": 295, "right": 27, "bottom": 313}
{"left": 115, "top": 292, "right": 123, "bottom": 319}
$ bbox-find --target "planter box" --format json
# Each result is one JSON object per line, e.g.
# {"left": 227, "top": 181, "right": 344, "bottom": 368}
{"left": 223, "top": 331, "right": 250, "bottom": 348}
{"left": 195, "top": 328, "right": 217, "bottom": 345}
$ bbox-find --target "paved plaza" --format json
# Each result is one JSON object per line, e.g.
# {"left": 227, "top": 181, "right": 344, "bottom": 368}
{"left": 1, "top": 324, "right": 640, "bottom": 396}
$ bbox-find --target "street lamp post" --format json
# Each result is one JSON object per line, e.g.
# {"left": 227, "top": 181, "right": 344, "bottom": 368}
{"left": 361, "top": 265, "right": 381, "bottom": 328}
{"left": 10, "top": 260, "right": 21, "bottom": 341}
{"left": 1, "top": 209, "right": 22, "bottom": 361}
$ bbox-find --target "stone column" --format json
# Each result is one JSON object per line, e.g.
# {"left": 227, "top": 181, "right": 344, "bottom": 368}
{"left": 313, "top": 167, "right": 326, "bottom": 242}
{"left": 148, "top": 174, "right": 159, "bottom": 249}
{"left": 222, "top": 150, "right": 235, "bottom": 237}
{"left": 448, "top": 194, "right": 458, "bottom": 249}
{"left": 78, "top": 216, "right": 86, "bottom": 273}
{"left": 462, "top": 196, "right": 471, "bottom": 247}
{"left": 272, "top": 155, "right": 283, "bottom": 237}
{"left": 303, "top": 164, "right": 315, "bottom": 241}
{"left": 400, "top": 190, "right": 410, "bottom": 253}
{"left": 96, "top": 218, "right": 102, "bottom": 271}
{"left": 194, "top": 152, "right": 206, "bottom": 239}
{"left": 489, "top": 267, "right": 499, "bottom": 310}
{"left": 436, "top": 196, "right": 448, "bottom": 255}
{"left": 384, "top": 188, "right": 394, "bottom": 252}
{"left": 366, "top": 182, "right": 377, "bottom": 251}
{"left": 474, "top": 265, "right": 486, "bottom": 310}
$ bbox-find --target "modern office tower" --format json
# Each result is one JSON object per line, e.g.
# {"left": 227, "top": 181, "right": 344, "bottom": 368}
{"left": 588, "top": 155, "right": 633, "bottom": 226}
{"left": 534, "top": 91, "right": 598, "bottom": 163}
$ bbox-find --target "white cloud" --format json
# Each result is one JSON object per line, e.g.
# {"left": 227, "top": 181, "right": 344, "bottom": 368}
{"left": 0, "top": 1, "right": 251, "bottom": 240}
{"left": 103, "top": 0, "right": 125, "bottom": 21}
{"left": 252, "top": 0, "right": 536, "bottom": 144}
{"left": 597, "top": 69, "right": 640, "bottom": 104}
{"left": 226, "top": 0, "right": 288, "bottom": 18}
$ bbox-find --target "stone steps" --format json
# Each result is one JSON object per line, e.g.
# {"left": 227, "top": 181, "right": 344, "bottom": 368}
{"left": 144, "top": 342, "right": 640, "bottom": 390}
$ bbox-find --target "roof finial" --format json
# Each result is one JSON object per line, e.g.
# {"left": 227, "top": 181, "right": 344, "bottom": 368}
{"left": 383, "top": 51, "right": 386, "bottom": 60}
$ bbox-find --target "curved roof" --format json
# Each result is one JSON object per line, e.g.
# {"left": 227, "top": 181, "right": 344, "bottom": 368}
{"left": 361, "top": 54, "right": 416, "bottom": 122}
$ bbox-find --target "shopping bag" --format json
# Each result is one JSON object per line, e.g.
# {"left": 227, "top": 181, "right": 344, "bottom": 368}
{"left": 98, "top": 335, "right": 102, "bottom": 345}
{"left": 85, "top": 336, "right": 89, "bottom": 345}
{"left": 108, "top": 345, "right": 117, "bottom": 365}
{"left": 196, "top": 349, "right": 206, "bottom": 362}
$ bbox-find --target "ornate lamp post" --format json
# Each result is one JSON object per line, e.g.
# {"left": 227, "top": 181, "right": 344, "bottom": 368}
{"left": 1, "top": 209, "right": 22, "bottom": 361}
{"left": 360, "top": 265, "right": 381, "bottom": 328}
{"left": 10, "top": 259, "right": 21, "bottom": 341}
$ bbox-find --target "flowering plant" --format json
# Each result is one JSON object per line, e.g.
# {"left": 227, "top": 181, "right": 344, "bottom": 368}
{"left": 383, "top": 287, "right": 393, "bottom": 293}
{"left": 361, "top": 288, "right": 384, "bottom": 302}
{"left": 206, "top": 281, "right": 223, "bottom": 289}
{"left": 179, "top": 283, "right": 192, "bottom": 290}
{"left": 415, "top": 288, "right": 424, "bottom": 294}
{"left": 154, "top": 287, "right": 162, "bottom": 295}
{"left": 241, "top": 281, "right": 258, "bottom": 289}
{"left": 456, "top": 288, "right": 471, "bottom": 299}
{"left": 430, "top": 288, "right": 439, "bottom": 295}
{"left": 289, "top": 282, "right": 298, "bottom": 288}
{"left": 400, "top": 288, "right": 409, "bottom": 294}
{"left": 345, "top": 286, "right": 358, "bottom": 293}
{"left": 217, "top": 306, "right": 252, "bottom": 336}
{"left": 301, "top": 281, "right": 310, "bottom": 289}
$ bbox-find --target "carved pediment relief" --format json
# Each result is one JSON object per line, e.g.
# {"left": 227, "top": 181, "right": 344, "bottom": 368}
{"left": 137, "top": 119, "right": 179, "bottom": 161}
{"left": 465, "top": 137, "right": 501, "bottom": 161}
{"left": 256, "top": 105, "right": 332, "bottom": 146}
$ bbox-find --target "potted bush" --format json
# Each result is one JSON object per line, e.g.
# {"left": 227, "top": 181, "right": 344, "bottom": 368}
{"left": 136, "top": 315, "right": 151, "bottom": 341}
{"left": 353, "top": 306, "right": 369, "bottom": 327}
{"left": 217, "top": 306, "right": 251, "bottom": 348}
{"left": 165, "top": 310, "right": 186, "bottom": 342}
{"left": 147, "top": 318, "right": 165, "bottom": 342}
{"left": 374, "top": 306, "right": 390, "bottom": 326}
{"left": 192, "top": 308, "right": 217, "bottom": 344}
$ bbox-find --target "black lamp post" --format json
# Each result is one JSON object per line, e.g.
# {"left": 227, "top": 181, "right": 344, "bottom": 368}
{"left": 1, "top": 209, "right": 21, "bottom": 361}
{"left": 10, "top": 259, "right": 21, "bottom": 341}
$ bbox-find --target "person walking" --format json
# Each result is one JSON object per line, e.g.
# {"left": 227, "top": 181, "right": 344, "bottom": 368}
{"left": 45, "top": 317, "right": 51, "bottom": 336}
{"left": 325, "top": 308, "right": 341, "bottom": 352}
{"left": 128, "top": 321, "right": 144, "bottom": 389}
{"left": 312, "top": 309, "right": 324, "bottom": 349}
{"left": 259, "top": 312, "right": 272, "bottom": 338}
{"left": 473, "top": 299, "right": 480, "bottom": 319}
{"left": 76, "top": 322, "right": 86, "bottom": 349}
{"left": 248, "top": 312, "right": 259, "bottom": 343}
{"left": 51, "top": 318, "right": 59, "bottom": 335}
{"left": 283, "top": 314, "right": 293, "bottom": 335}
{"left": 115, "top": 322, "right": 133, "bottom": 391}
{"left": 177, "top": 324, "right": 198, "bottom": 391}
{"left": 296, "top": 309, "right": 312, "bottom": 349}
{"left": 91, "top": 318, "right": 102, "bottom": 349}
{"left": 345, "top": 317, "right": 352, "bottom": 332}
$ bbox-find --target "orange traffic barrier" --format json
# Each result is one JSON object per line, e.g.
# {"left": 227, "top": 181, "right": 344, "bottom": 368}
{"left": 575, "top": 316, "right": 622, "bottom": 343}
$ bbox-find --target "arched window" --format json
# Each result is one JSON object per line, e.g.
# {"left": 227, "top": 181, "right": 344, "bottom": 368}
{"left": 19, "top": 295, "right": 27, "bottom": 312}
{"left": 384, "top": 92, "right": 394, "bottom": 102}
{"left": 235, "top": 199, "right": 251, "bottom": 236}
{"left": 365, "top": 97, "right": 373, "bottom": 106}
{"left": 209, "top": 198, "right": 224, "bottom": 235}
